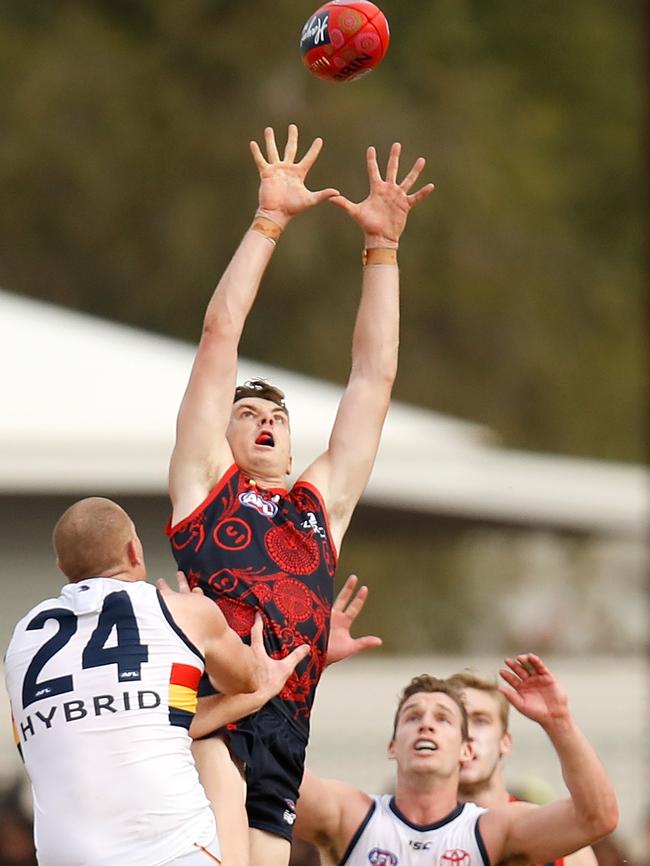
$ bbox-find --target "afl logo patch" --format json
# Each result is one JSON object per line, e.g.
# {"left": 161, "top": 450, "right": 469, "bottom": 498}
{"left": 239, "top": 490, "right": 279, "bottom": 517}
{"left": 369, "top": 850, "right": 398, "bottom": 866}
{"left": 440, "top": 850, "right": 471, "bottom": 866}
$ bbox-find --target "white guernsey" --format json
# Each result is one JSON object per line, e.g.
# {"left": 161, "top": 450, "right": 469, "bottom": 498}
{"left": 5, "top": 578, "right": 215, "bottom": 866}
{"left": 3, "top": 496, "right": 284, "bottom": 866}
{"left": 340, "top": 796, "right": 487, "bottom": 866}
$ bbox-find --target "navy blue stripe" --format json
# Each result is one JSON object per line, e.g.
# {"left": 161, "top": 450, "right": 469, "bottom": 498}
{"left": 169, "top": 707, "right": 194, "bottom": 729}
{"left": 339, "top": 800, "right": 376, "bottom": 866}
{"left": 156, "top": 590, "right": 204, "bottom": 663}
{"left": 389, "top": 797, "right": 465, "bottom": 831}
{"left": 475, "top": 813, "right": 491, "bottom": 866}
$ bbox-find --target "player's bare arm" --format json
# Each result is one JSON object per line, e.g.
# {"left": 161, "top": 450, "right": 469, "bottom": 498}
{"left": 189, "top": 575, "right": 379, "bottom": 736}
{"left": 157, "top": 574, "right": 260, "bottom": 695}
{"left": 479, "top": 655, "right": 618, "bottom": 865}
{"left": 190, "top": 614, "right": 310, "bottom": 738}
{"left": 300, "top": 143, "right": 434, "bottom": 550}
{"left": 295, "top": 770, "right": 372, "bottom": 866}
{"left": 169, "top": 124, "right": 338, "bottom": 525}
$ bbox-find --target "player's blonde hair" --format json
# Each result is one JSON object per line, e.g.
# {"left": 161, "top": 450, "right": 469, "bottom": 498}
{"left": 446, "top": 670, "right": 510, "bottom": 733}
{"left": 53, "top": 497, "right": 135, "bottom": 583}
{"left": 392, "top": 675, "right": 469, "bottom": 741}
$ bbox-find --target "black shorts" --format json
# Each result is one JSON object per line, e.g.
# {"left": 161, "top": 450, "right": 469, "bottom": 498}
{"left": 224, "top": 700, "right": 310, "bottom": 842}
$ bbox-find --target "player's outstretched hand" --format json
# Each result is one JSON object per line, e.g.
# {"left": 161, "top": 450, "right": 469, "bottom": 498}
{"left": 330, "top": 143, "right": 434, "bottom": 248}
{"left": 326, "top": 574, "right": 383, "bottom": 665}
{"left": 499, "top": 654, "right": 570, "bottom": 729}
{"left": 250, "top": 124, "right": 339, "bottom": 229}
{"left": 250, "top": 613, "right": 311, "bottom": 704}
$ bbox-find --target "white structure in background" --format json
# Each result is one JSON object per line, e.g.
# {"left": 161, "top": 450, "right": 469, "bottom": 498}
{"left": 0, "top": 290, "right": 647, "bottom": 852}
{"left": 0, "top": 288, "right": 647, "bottom": 537}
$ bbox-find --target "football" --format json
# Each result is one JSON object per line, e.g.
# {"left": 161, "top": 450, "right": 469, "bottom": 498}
{"left": 300, "top": 1, "right": 390, "bottom": 83}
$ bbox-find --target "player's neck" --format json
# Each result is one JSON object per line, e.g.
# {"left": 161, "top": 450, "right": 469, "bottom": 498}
{"left": 93, "top": 567, "right": 144, "bottom": 583}
{"left": 243, "top": 468, "right": 288, "bottom": 491}
{"left": 459, "top": 777, "right": 510, "bottom": 809}
{"left": 393, "top": 776, "right": 460, "bottom": 826}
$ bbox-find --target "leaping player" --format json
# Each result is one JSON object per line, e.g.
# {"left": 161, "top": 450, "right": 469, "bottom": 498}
{"left": 166, "top": 123, "right": 434, "bottom": 866}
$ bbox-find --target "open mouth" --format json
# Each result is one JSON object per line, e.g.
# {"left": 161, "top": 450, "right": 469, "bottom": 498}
{"left": 255, "top": 431, "right": 275, "bottom": 448}
{"left": 414, "top": 739, "right": 438, "bottom": 752}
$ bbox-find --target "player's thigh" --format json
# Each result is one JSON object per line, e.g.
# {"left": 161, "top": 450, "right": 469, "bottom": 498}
{"left": 250, "top": 827, "right": 291, "bottom": 866}
{"left": 192, "top": 736, "right": 249, "bottom": 865}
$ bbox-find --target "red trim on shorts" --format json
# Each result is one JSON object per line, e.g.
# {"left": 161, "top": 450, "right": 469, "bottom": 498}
{"left": 166, "top": 464, "right": 239, "bottom": 537}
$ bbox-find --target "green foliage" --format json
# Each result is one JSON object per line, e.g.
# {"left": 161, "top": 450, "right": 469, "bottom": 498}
{"left": 0, "top": 0, "right": 643, "bottom": 461}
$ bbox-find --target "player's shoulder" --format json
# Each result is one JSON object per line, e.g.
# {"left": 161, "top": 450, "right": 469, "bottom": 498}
{"left": 11, "top": 592, "right": 65, "bottom": 630}
{"left": 158, "top": 584, "right": 224, "bottom": 632}
{"left": 4, "top": 593, "right": 65, "bottom": 658}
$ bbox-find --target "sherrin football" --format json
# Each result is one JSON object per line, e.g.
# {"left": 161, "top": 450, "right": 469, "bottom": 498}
{"left": 300, "top": 1, "right": 390, "bottom": 83}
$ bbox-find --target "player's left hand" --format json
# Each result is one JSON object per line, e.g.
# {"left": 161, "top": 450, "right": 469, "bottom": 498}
{"left": 499, "top": 654, "right": 570, "bottom": 729}
{"left": 326, "top": 574, "right": 382, "bottom": 665}
{"left": 250, "top": 124, "right": 339, "bottom": 229}
{"left": 329, "top": 143, "right": 434, "bottom": 248}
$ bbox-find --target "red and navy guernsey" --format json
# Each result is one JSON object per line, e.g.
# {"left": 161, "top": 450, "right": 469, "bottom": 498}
{"left": 166, "top": 464, "right": 337, "bottom": 727}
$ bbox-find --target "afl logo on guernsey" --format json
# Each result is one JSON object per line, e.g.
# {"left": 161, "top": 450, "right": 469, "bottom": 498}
{"left": 440, "top": 850, "right": 471, "bottom": 866}
{"left": 239, "top": 490, "right": 279, "bottom": 517}
{"left": 369, "top": 850, "right": 398, "bottom": 866}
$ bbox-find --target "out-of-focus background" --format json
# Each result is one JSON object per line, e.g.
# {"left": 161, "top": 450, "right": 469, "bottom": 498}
{"left": 0, "top": 2, "right": 646, "bottom": 865}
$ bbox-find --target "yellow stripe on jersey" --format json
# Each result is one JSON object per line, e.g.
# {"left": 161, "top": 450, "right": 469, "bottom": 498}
{"left": 169, "top": 683, "right": 199, "bottom": 714}
{"left": 11, "top": 715, "right": 24, "bottom": 761}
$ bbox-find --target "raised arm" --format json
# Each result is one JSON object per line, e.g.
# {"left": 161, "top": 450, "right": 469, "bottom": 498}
{"left": 299, "top": 143, "right": 434, "bottom": 551}
{"left": 295, "top": 770, "right": 372, "bottom": 861}
{"left": 480, "top": 655, "right": 618, "bottom": 865}
{"left": 169, "top": 124, "right": 338, "bottom": 524}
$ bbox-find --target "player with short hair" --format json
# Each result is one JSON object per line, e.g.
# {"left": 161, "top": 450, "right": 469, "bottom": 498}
{"left": 4, "top": 497, "right": 307, "bottom": 866}
{"left": 166, "top": 124, "right": 433, "bottom": 866}
{"left": 294, "top": 654, "right": 618, "bottom": 866}
{"left": 448, "top": 669, "right": 599, "bottom": 866}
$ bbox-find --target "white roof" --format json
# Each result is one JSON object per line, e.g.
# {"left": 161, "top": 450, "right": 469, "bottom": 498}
{"left": 1, "top": 289, "right": 647, "bottom": 538}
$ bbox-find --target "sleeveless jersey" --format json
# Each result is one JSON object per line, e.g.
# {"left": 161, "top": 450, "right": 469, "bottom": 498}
{"left": 4, "top": 577, "right": 216, "bottom": 866}
{"left": 166, "top": 465, "right": 337, "bottom": 726}
{"left": 341, "top": 796, "right": 489, "bottom": 866}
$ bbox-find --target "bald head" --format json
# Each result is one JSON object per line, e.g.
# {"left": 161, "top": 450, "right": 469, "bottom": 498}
{"left": 53, "top": 498, "right": 141, "bottom": 583}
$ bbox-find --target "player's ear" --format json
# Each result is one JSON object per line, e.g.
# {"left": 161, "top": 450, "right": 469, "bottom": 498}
{"left": 387, "top": 738, "right": 397, "bottom": 762}
{"left": 460, "top": 738, "right": 474, "bottom": 765}
{"left": 286, "top": 455, "right": 293, "bottom": 476}
{"left": 460, "top": 739, "right": 474, "bottom": 766}
{"left": 126, "top": 538, "right": 142, "bottom": 567}
{"left": 499, "top": 730, "right": 513, "bottom": 758}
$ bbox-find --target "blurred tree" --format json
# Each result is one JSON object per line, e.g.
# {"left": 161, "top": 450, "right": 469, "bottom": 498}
{"left": 0, "top": 0, "right": 642, "bottom": 462}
